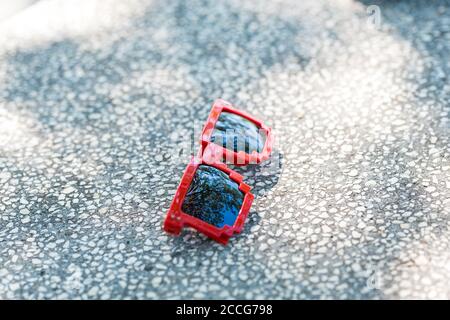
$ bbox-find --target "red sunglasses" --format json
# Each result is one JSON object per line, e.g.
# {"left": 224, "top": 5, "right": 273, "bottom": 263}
{"left": 163, "top": 99, "right": 273, "bottom": 245}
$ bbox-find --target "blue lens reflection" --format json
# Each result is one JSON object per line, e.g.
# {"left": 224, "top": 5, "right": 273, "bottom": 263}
{"left": 181, "top": 165, "right": 244, "bottom": 228}
{"left": 210, "top": 112, "right": 266, "bottom": 153}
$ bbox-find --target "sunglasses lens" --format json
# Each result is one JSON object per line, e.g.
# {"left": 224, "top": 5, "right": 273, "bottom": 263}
{"left": 181, "top": 165, "right": 244, "bottom": 228}
{"left": 211, "top": 112, "right": 266, "bottom": 154}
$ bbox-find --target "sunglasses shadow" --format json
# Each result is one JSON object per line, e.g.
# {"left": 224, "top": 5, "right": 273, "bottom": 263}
{"left": 231, "top": 150, "right": 284, "bottom": 197}
{"left": 226, "top": 149, "right": 284, "bottom": 241}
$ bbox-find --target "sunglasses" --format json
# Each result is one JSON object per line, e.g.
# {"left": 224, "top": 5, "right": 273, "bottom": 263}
{"left": 163, "top": 99, "right": 273, "bottom": 245}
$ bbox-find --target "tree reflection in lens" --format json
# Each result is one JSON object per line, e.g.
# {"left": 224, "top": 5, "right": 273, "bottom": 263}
{"left": 181, "top": 165, "right": 244, "bottom": 227}
{"left": 211, "top": 112, "right": 266, "bottom": 154}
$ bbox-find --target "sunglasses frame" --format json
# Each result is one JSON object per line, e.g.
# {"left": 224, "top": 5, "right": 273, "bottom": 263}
{"left": 164, "top": 99, "right": 273, "bottom": 245}
{"left": 200, "top": 99, "right": 273, "bottom": 165}
{"left": 163, "top": 156, "right": 254, "bottom": 245}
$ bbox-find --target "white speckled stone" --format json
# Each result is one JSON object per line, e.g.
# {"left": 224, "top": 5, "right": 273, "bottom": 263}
{"left": 0, "top": 0, "right": 449, "bottom": 300}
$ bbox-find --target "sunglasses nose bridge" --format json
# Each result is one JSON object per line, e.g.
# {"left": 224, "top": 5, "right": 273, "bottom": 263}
{"left": 202, "top": 144, "right": 222, "bottom": 165}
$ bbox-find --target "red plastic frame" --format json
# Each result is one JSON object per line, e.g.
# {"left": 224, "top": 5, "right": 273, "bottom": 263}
{"left": 163, "top": 156, "right": 254, "bottom": 245}
{"left": 163, "top": 99, "right": 273, "bottom": 245}
{"left": 200, "top": 99, "right": 273, "bottom": 165}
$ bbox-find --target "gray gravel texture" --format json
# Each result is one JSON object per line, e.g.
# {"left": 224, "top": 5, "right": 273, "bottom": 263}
{"left": 0, "top": 0, "right": 449, "bottom": 299}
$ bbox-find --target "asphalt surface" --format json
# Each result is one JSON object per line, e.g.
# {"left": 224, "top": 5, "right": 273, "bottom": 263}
{"left": 0, "top": 0, "right": 449, "bottom": 299}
